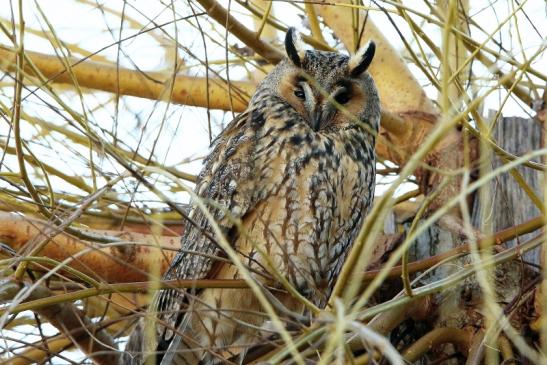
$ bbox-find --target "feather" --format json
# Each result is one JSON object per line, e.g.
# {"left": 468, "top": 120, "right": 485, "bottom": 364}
{"left": 348, "top": 41, "right": 376, "bottom": 77}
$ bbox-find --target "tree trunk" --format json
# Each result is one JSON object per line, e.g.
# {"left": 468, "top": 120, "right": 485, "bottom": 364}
{"left": 472, "top": 112, "right": 543, "bottom": 265}
{"left": 395, "top": 114, "right": 543, "bottom": 363}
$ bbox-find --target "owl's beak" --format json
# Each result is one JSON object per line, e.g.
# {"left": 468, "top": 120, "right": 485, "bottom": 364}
{"left": 311, "top": 105, "right": 335, "bottom": 132}
{"left": 311, "top": 109, "right": 322, "bottom": 132}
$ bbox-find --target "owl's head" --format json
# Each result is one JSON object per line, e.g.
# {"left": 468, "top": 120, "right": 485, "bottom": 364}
{"left": 254, "top": 28, "right": 380, "bottom": 134}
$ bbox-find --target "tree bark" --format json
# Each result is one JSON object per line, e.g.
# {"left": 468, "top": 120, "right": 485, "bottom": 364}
{"left": 472, "top": 113, "right": 543, "bottom": 265}
{"left": 0, "top": 212, "right": 178, "bottom": 283}
{"left": 399, "top": 114, "right": 544, "bottom": 362}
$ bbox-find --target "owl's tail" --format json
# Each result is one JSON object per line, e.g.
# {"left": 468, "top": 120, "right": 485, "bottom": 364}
{"left": 122, "top": 288, "right": 263, "bottom": 364}
{"left": 157, "top": 316, "right": 203, "bottom": 365}
{"left": 158, "top": 313, "right": 251, "bottom": 365}
{"left": 121, "top": 319, "right": 145, "bottom": 365}
{"left": 121, "top": 315, "right": 202, "bottom": 365}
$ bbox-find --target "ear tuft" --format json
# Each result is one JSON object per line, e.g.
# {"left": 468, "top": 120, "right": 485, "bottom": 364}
{"left": 348, "top": 41, "right": 376, "bottom": 77}
{"left": 285, "top": 27, "right": 305, "bottom": 67}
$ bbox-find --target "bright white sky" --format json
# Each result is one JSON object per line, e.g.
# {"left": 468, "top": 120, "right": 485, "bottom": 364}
{"left": 0, "top": 1, "right": 545, "bottom": 362}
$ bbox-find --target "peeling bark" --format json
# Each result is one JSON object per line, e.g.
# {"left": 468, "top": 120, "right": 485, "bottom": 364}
{"left": 0, "top": 212, "right": 178, "bottom": 283}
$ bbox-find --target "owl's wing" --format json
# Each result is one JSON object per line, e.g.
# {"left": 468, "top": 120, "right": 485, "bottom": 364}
{"left": 152, "top": 108, "right": 266, "bottom": 360}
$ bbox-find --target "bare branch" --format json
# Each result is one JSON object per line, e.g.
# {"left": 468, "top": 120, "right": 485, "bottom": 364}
{"left": 0, "top": 280, "right": 119, "bottom": 365}
{"left": 193, "top": 0, "right": 284, "bottom": 64}
{"left": 0, "top": 46, "right": 254, "bottom": 112}
{"left": 0, "top": 212, "right": 178, "bottom": 283}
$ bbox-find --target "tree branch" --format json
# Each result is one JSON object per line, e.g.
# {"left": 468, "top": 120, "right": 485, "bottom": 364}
{"left": 0, "top": 280, "right": 119, "bottom": 365}
{"left": 0, "top": 45, "right": 254, "bottom": 112}
{"left": 0, "top": 212, "right": 178, "bottom": 283}
{"left": 193, "top": 0, "right": 284, "bottom": 64}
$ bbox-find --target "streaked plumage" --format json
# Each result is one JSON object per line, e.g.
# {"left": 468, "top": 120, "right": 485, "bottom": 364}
{"left": 124, "top": 28, "right": 380, "bottom": 364}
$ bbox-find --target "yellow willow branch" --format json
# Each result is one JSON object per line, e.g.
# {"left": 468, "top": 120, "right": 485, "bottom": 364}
{"left": 1, "top": 279, "right": 250, "bottom": 316}
{"left": 234, "top": 0, "right": 331, "bottom": 51}
{"left": 194, "top": 0, "right": 284, "bottom": 63}
{"left": 3, "top": 285, "right": 147, "bottom": 365}
{"left": 0, "top": 45, "right": 254, "bottom": 112}
{"left": 401, "top": 327, "right": 472, "bottom": 363}
{"left": 0, "top": 187, "right": 186, "bottom": 236}
{"left": 437, "top": 0, "right": 469, "bottom": 112}
{"left": 304, "top": 2, "right": 327, "bottom": 45}
{"left": 5, "top": 292, "right": 147, "bottom": 365}
{"left": 0, "top": 140, "right": 93, "bottom": 193}
{"left": 4, "top": 107, "right": 197, "bottom": 183}
{"left": 4, "top": 336, "right": 72, "bottom": 365}
{"left": 251, "top": 0, "right": 277, "bottom": 42}
{"left": 0, "top": 281, "right": 119, "bottom": 365}
{"left": 361, "top": 214, "right": 546, "bottom": 282}
{"left": 0, "top": 212, "right": 178, "bottom": 283}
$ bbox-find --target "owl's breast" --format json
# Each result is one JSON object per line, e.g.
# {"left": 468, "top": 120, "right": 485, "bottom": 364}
{"left": 238, "top": 124, "right": 374, "bottom": 303}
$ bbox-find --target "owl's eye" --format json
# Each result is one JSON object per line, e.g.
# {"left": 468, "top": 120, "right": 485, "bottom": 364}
{"left": 335, "top": 92, "right": 350, "bottom": 105}
{"left": 294, "top": 86, "right": 305, "bottom": 100}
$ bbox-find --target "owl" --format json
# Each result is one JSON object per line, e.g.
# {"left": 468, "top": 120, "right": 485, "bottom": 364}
{"left": 124, "top": 28, "right": 380, "bottom": 365}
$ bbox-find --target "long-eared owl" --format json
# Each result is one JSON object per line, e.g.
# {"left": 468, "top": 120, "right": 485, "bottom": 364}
{"left": 125, "top": 28, "right": 380, "bottom": 364}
